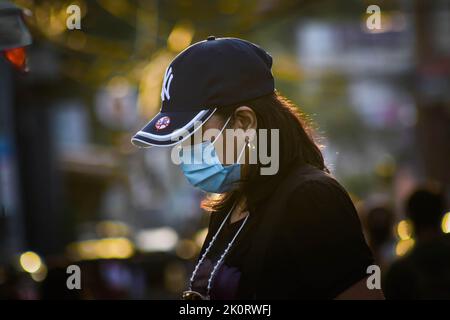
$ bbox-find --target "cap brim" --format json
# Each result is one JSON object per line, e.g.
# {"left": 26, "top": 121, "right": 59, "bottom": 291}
{"left": 131, "top": 108, "right": 217, "bottom": 147}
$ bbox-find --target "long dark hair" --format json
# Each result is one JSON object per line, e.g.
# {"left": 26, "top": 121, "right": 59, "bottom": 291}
{"left": 201, "top": 90, "right": 328, "bottom": 213}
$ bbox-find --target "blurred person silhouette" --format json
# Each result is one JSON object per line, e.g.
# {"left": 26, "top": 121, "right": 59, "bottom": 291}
{"left": 363, "top": 206, "right": 396, "bottom": 272}
{"left": 385, "top": 186, "right": 450, "bottom": 299}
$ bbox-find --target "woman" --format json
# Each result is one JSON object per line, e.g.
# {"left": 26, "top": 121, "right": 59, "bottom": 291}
{"left": 132, "top": 36, "right": 384, "bottom": 299}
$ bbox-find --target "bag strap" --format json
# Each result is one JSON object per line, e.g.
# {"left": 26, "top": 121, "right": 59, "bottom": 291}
{"left": 241, "top": 164, "right": 318, "bottom": 298}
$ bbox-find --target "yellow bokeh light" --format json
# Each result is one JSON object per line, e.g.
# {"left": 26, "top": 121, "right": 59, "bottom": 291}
{"left": 96, "top": 220, "right": 130, "bottom": 238}
{"left": 35, "top": 4, "right": 67, "bottom": 37}
{"left": 175, "top": 239, "right": 198, "bottom": 260}
{"left": 20, "top": 251, "right": 42, "bottom": 273}
{"left": 167, "top": 22, "right": 194, "bottom": 52}
{"left": 442, "top": 212, "right": 450, "bottom": 234}
{"left": 272, "top": 54, "right": 302, "bottom": 82}
{"left": 67, "top": 237, "right": 134, "bottom": 261}
{"left": 31, "top": 264, "right": 48, "bottom": 282}
{"left": 395, "top": 238, "right": 415, "bottom": 257}
{"left": 396, "top": 219, "right": 412, "bottom": 240}
{"left": 375, "top": 157, "right": 396, "bottom": 178}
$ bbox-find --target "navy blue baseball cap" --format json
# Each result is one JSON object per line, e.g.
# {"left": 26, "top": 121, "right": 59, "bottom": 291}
{"left": 131, "top": 36, "right": 274, "bottom": 147}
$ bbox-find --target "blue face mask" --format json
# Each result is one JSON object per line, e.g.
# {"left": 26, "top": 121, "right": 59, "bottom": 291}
{"left": 179, "top": 118, "right": 246, "bottom": 193}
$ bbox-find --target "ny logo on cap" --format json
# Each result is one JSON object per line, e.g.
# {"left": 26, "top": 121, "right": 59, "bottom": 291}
{"left": 161, "top": 67, "right": 174, "bottom": 102}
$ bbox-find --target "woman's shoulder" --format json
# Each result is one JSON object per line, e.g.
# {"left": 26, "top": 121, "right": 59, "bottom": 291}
{"left": 285, "top": 164, "right": 349, "bottom": 200}
{"left": 281, "top": 164, "right": 359, "bottom": 224}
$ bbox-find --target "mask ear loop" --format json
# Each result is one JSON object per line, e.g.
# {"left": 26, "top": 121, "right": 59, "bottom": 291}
{"left": 177, "top": 115, "right": 232, "bottom": 152}
{"left": 178, "top": 115, "right": 232, "bottom": 156}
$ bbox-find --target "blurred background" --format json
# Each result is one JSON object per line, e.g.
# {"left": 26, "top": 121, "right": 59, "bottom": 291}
{"left": 0, "top": 0, "right": 449, "bottom": 299}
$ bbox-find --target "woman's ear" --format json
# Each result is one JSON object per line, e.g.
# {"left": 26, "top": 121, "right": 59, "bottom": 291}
{"left": 232, "top": 106, "right": 257, "bottom": 130}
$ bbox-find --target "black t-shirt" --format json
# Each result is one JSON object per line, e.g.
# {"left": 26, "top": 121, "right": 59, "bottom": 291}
{"left": 194, "top": 164, "right": 374, "bottom": 299}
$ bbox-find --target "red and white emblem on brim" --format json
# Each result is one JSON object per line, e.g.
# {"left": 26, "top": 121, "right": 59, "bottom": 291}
{"left": 155, "top": 116, "right": 171, "bottom": 130}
